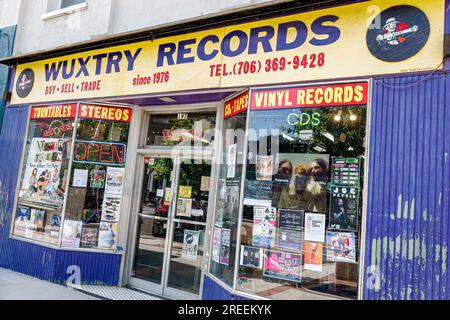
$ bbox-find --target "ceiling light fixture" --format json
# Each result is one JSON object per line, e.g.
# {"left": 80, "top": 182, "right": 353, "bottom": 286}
{"left": 333, "top": 114, "right": 342, "bottom": 122}
{"left": 159, "top": 97, "right": 177, "bottom": 103}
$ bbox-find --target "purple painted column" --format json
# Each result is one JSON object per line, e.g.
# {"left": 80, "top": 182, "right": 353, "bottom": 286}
{"left": 445, "top": 0, "right": 450, "bottom": 70}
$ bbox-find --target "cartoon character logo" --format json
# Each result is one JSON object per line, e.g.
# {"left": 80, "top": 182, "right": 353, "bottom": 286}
{"left": 15, "top": 68, "right": 34, "bottom": 98}
{"left": 376, "top": 17, "right": 419, "bottom": 46}
{"left": 366, "top": 5, "right": 430, "bottom": 62}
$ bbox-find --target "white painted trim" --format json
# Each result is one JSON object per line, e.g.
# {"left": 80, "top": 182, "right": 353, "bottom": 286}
{"left": 357, "top": 78, "right": 374, "bottom": 301}
{"left": 9, "top": 235, "right": 122, "bottom": 254}
{"left": 232, "top": 91, "right": 251, "bottom": 291}
{"left": 41, "top": 2, "right": 88, "bottom": 21}
{"left": 140, "top": 102, "right": 218, "bottom": 113}
{"left": 117, "top": 104, "right": 141, "bottom": 286}
{"left": 56, "top": 102, "right": 79, "bottom": 248}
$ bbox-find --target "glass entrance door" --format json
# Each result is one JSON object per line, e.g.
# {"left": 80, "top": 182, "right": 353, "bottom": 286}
{"left": 131, "top": 157, "right": 174, "bottom": 295}
{"left": 130, "top": 156, "right": 212, "bottom": 299}
{"left": 164, "top": 159, "right": 211, "bottom": 297}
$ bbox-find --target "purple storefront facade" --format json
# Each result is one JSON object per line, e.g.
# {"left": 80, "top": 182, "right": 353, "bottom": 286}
{"left": 0, "top": 0, "right": 449, "bottom": 300}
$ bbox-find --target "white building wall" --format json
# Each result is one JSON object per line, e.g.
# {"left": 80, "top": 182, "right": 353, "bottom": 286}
{"left": 0, "top": 0, "right": 22, "bottom": 28}
{"left": 13, "top": 0, "right": 113, "bottom": 56}
{"left": 110, "top": 0, "right": 285, "bottom": 34}
{"left": 11, "top": 0, "right": 286, "bottom": 57}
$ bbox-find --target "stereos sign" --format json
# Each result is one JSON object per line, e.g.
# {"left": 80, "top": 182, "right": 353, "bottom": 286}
{"left": 11, "top": 0, "right": 444, "bottom": 104}
{"left": 30, "top": 104, "right": 132, "bottom": 122}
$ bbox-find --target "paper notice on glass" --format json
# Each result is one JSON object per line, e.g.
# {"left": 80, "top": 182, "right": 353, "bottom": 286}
{"left": 219, "top": 228, "right": 231, "bottom": 266}
{"left": 192, "top": 209, "right": 204, "bottom": 217}
{"left": 243, "top": 198, "right": 272, "bottom": 207}
{"left": 19, "top": 137, "right": 65, "bottom": 210}
{"left": 101, "top": 194, "right": 122, "bottom": 222}
{"left": 227, "top": 144, "right": 237, "bottom": 178}
{"left": 73, "top": 169, "right": 89, "bottom": 188}
{"left": 304, "top": 212, "right": 326, "bottom": 243}
{"left": 252, "top": 207, "right": 276, "bottom": 248}
{"left": 165, "top": 188, "right": 172, "bottom": 203}
{"left": 98, "top": 222, "right": 118, "bottom": 250}
{"left": 156, "top": 189, "right": 164, "bottom": 197}
{"left": 303, "top": 241, "right": 324, "bottom": 272}
{"left": 256, "top": 155, "right": 273, "bottom": 181}
{"left": 240, "top": 246, "right": 263, "bottom": 269}
{"left": 181, "top": 230, "right": 200, "bottom": 261}
{"left": 178, "top": 186, "right": 193, "bottom": 198}
{"left": 105, "top": 167, "right": 125, "bottom": 195}
{"left": 212, "top": 227, "right": 221, "bottom": 263}
{"left": 329, "top": 186, "right": 359, "bottom": 232}
{"left": 61, "top": 220, "right": 82, "bottom": 248}
{"left": 263, "top": 250, "right": 302, "bottom": 283}
{"left": 200, "top": 176, "right": 211, "bottom": 191}
{"left": 326, "top": 231, "right": 356, "bottom": 262}
{"left": 176, "top": 198, "right": 192, "bottom": 217}
{"left": 90, "top": 170, "right": 106, "bottom": 188}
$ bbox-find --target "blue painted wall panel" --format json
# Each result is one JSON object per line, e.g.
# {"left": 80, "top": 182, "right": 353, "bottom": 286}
{"left": 363, "top": 73, "right": 450, "bottom": 300}
{"left": 0, "top": 106, "right": 121, "bottom": 286}
{"left": 202, "top": 275, "right": 249, "bottom": 300}
{"left": 202, "top": 276, "right": 233, "bottom": 300}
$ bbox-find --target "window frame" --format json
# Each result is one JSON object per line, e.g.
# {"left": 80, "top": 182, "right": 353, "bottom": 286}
{"left": 10, "top": 101, "right": 134, "bottom": 254}
{"left": 205, "top": 79, "right": 373, "bottom": 301}
{"left": 206, "top": 90, "right": 249, "bottom": 288}
{"left": 60, "top": 0, "right": 86, "bottom": 10}
{"left": 42, "top": 0, "right": 88, "bottom": 21}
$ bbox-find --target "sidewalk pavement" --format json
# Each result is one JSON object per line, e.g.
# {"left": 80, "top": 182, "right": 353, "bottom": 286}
{"left": 0, "top": 268, "right": 98, "bottom": 300}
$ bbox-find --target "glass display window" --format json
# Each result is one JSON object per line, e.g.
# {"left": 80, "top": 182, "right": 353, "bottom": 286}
{"left": 209, "top": 92, "right": 249, "bottom": 287}
{"left": 13, "top": 104, "right": 77, "bottom": 245}
{"left": 146, "top": 112, "right": 216, "bottom": 147}
{"left": 13, "top": 103, "right": 132, "bottom": 252}
{"left": 233, "top": 82, "right": 368, "bottom": 300}
{"left": 62, "top": 104, "right": 132, "bottom": 251}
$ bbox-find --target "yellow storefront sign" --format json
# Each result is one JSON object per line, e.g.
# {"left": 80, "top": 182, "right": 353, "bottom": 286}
{"left": 11, "top": 0, "right": 444, "bottom": 104}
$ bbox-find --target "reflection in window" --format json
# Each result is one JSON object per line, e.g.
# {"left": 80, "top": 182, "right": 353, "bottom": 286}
{"left": 60, "top": 0, "right": 85, "bottom": 9}
{"left": 167, "top": 223, "right": 205, "bottom": 294}
{"left": 13, "top": 104, "right": 133, "bottom": 250}
{"left": 209, "top": 110, "right": 247, "bottom": 286}
{"left": 140, "top": 158, "right": 174, "bottom": 218}
{"left": 146, "top": 112, "right": 216, "bottom": 147}
{"left": 13, "top": 117, "right": 74, "bottom": 245}
{"left": 238, "top": 105, "right": 366, "bottom": 300}
{"left": 63, "top": 116, "right": 130, "bottom": 250}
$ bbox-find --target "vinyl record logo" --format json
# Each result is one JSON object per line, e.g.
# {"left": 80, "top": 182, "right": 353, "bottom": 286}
{"left": 186, "top": 234, "right": 194, "bottom": 244}
{"left": 367, "top": 5, "right": 430, "bottom": 62}
{"left": 15, "top": 68, "right": 34, "bottom": 98}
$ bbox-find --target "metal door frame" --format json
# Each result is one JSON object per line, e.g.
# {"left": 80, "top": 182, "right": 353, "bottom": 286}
{"left": 127, "top": 150, "right": 214, "bottom": 299}
{"left": 127, "top": 151, "right": 176, "bottom": 296}
{"left": 125, "top": 104, "right": 219, "bottom": 300}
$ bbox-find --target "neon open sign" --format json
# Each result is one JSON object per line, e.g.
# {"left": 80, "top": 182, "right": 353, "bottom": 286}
{"left": 73, "top": 140, "right": 126, "bottom": 167}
